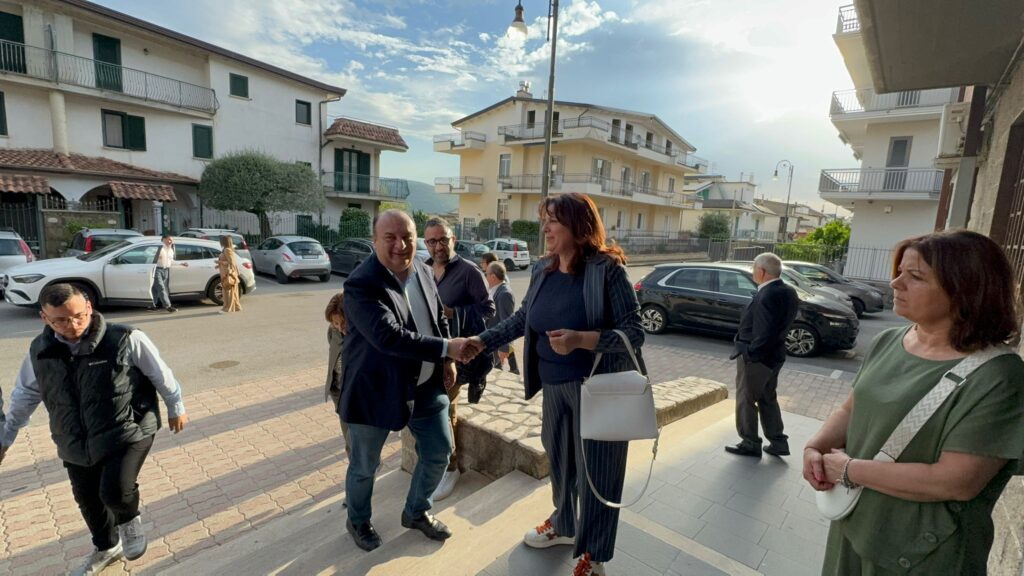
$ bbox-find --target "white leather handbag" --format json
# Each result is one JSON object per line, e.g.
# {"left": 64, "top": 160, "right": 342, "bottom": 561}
{"left": 580, "top": 329, "right": 660, "bottom": 509}
{"left": 815, "top": 345, "right": 1014, "bottom": 521}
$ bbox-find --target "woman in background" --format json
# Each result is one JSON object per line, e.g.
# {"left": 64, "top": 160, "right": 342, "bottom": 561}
{"left": 216, "top": 236, "right": 242, "bottom": 314}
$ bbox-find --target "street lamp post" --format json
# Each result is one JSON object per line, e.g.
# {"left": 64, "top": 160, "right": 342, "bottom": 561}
{"left": 773, "top": 160, "right": 794, "bottom": 241}
{"left": 510, "top": 0, "right": 559, "bottom": 255}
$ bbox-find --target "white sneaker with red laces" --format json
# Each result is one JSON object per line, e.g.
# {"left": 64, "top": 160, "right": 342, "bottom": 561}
{"left": 523, "top": 519, "right": 573, "bottom": 548}
{"left": 572, "top": 553, "right": 606, "bottom": 576}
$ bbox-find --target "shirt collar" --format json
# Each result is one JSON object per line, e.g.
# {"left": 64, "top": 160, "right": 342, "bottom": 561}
{"left": 758, "top": 277, "right": 781, "bottom": 291}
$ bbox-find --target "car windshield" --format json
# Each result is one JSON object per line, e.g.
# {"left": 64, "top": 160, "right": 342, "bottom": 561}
{"left": 92, "top": 234, "right": 136, "bottom": 250}
{"left": 782, "top": 270, "right": 812, "bottom": 289}
{"left": 0, "top": 239, "right": 22, "bottom": 256}
{"left": 288, "top": 241, "right": 324, "bottom": 256}
{"left": 78, "top": 241, "right": 132, "bottom": 261}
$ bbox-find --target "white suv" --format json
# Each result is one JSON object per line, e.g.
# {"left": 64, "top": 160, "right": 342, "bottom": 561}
{"left": 2, "top": 236, "right": 255, "bottom": 308}
{"left": 484, "top": 238, "right": 531, "bottom": 270}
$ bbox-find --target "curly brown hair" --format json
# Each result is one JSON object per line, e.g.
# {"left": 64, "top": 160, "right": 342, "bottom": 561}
{"left": 892, "top": 229, "right": 1020, "bottom": 352}
{"left": 539, "top": 193, "right": 626, "bottom": 275}
{"left": 324, "top": 291, "right": 345, "bottom": 330}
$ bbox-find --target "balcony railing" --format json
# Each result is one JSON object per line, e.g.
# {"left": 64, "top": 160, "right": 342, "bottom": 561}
{"left": 322, "top": 172, "right": 411, "bottom": 199}
{"left": 830, "top": 88, "right": 959, "bottom": 115}
{"left": 608, "top": 131, "right": 640, "bottom": 150}
{"left": 677, "top": 153, "right": 709, "bottom": 171}
{"left": 432, "top": 131, "right": 486, "bottom": 146}
{"left": 0, "top": 39, "right": 218, "bottom": 114}
{"left": 498, "top": 123, "right": 559, "bottom": 140}
{"left": 434, "top": 176, "right": 484, "bottom": 191}
{"left": 819, "top": 168, "right": 943, "bottom": 196}
{"left": 561, "top": 116, "right": 610, "bottom": 131}
{"left": 500, "top": 172, "right": 693, "bottom": 202}
{"left": 836, "top": 4, "right": 859, "bottom": 34}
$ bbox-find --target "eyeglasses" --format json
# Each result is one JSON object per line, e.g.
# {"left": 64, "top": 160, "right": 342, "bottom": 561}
{"left": 424, "top": 237, "right": 451, "bottom": 247}
{"left": 45, "top": 311, "right": 90, "bottom": 328}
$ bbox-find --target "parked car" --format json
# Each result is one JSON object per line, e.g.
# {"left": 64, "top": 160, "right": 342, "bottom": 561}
{"left": 783, "top": 260, "right": 885, "bottom": 317}
{"left": 455, "top": 240, "right": 489, "bottom": 264}
{"left": 0, "top": 229, "right": 35, "bottom": 298}
{"left": 251, "top": 235, "right": 330, "bottom": 284}
{"left": 2, "top": 236, "right": 255, "bottom": 308}
{"left": 484, "top": 238, "right": 531, "bottom": 270}
{"left": 634, "top": 262, "right": 859, "bottom": 357}
{"left": 327, "top": 238, "right": 374, "bottom": 275}
{"left": 179, "top": 228, "right": 251, "bottom": 260}
{"left": 415, "top": 238, "right": 430, "bottom": 261}
{"left": 724, "top": 261, "right": 855, "bottom": 313}
{"left": 65, "top": 228, "right": 142, "bottom": 257}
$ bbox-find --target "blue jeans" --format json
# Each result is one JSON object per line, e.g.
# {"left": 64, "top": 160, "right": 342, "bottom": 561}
{"left": 152, "top": 267, "right": 171, "bottom": 309}
{"left": 345, "top": 401, "right": 452, "bottom": 524}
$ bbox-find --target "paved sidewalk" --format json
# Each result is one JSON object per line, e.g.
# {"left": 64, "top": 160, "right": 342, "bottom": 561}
{"left": 0, "top": 347, "right": 849, "bottom": 575}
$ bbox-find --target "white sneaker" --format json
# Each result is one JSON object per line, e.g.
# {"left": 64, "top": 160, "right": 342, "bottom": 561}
{"left": 432, "top": 469, "right": 460, "bottom": 501}
{"left": 118, "top": 515, "right": 148, "bottom": 560}
{"left": 523, "top": 518, "right": 574, "bottom": 548}
{"left": 571, "top": 553, "right": 606, "bottom": 575}
{"left": 72, "top": 541, "right": 124, "bottom": 576}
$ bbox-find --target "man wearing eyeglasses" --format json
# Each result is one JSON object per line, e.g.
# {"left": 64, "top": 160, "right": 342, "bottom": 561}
{"left": 423, "top": 218, "right": 494, "bottom": 501}
{"left": 0, "top": 283, "right": 187, "bottom": 575}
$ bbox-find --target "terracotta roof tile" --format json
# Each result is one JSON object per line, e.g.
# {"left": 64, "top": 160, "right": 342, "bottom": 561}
{"left": 0, "top": 149, "right": 197, "bottom": 183}
{"left": 0, "top": 173, "right": 51, "bottom": 194}
{"left": 324, "top": 118, "right": 408, "bottom": 150}
{"left": 109, "top": 181, "right": 177, "bottom": 202}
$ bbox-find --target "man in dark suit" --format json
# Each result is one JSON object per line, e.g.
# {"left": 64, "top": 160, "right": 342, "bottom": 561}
{"left": 485, "top": 261, "right": 519, "bottom": 375}
{"left": 727, "top": 253, "right": 800, "bottom": 458}
{"left": 340, "top": 209, "right": 473, "bottom": 551}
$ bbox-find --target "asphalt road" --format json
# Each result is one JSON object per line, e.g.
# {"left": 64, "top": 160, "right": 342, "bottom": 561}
{"left": 0, "top": 263, "right": 905, "bottom": 413}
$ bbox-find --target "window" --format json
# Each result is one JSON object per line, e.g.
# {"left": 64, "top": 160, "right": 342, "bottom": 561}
{"left": 717, "top": 271, "right": 758, "bottom": 297}
{"left": 0, "top": 91, "right": 6, "bottom": 136}
{"left": 92, "top": 34, "right": 122, "bottom": 92}
{"left": 592, "top": 158, "right": 611, "bottom": 180}
{"left": 667, "top": 268, "right": 713, "bottom": 290}
{"left": 636, "top": 212, "right": 644, "bottom": 229}
{"left": 347, "top": 203, "right": 361, "bottom": 209}
{"left": 498, "top": 154, "right": 511, "bottom": 179}
{"left": 526, "top": 110, "right": 536, "bottom": 128}
{"left": 668, "top": 177, "right": 676, "bottom": 193}
{"left": 192, "top": 124, "right": 213, "bottom": 159}
{"left": 639, "top": 171, "right": 651, "bottom": 193}
{"left": 295, "top": 100, "right": 312, "bottom": 125}
{"left": 645, "top": 132, "right": 653, "bottom": 149}
{"left": 551, "top": 111, "right": 560, "bottom": 135}
{"left": 174, "top": 244, "right": 210, "bottom": 261}
{"left": 117, "top": 245, "right": 160, "bottom": 265}
{"left": 229, "top": 73, "right": 249, "bottom": 98}
{"left": 665, "top": 141, "right": 673, "bottom": 155}
{"left": 102, "top": 110, "right": 145, "bottom": 150}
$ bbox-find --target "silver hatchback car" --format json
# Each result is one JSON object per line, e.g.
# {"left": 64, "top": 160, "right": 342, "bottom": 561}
{"left": 251, "top": 235, "right": 331, "bottom": 283}
{"left": 0, "top": 230, "right": 35, "bottom": 297}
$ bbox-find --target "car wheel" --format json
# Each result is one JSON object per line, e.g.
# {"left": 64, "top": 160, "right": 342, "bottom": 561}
{"left": 640, "top": 304, "right": 668, "bottom": 334}
{"left": 208, "top": 277, "right": 224, "bottom": 305}
{"left": 786, "top": 323, "right": 821, "bottom": 357}
{"left": 504, "top": 258, "right": 515, "bottom": 270}
{"left": 275, "top": 266, "right": 289, "bottom": 284}
{"left": 319, "top": 273, "right": 331, "bottom": 283}
{"left": 68, "top": 282, "right": 98, "bottom": 308}
{"left": 851, "top": 298, "right": 865, "bottom": 318}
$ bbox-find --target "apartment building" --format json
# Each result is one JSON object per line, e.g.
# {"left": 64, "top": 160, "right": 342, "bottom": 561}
{"left": 0, "top": 0, "right": 407, "bottom": 253}
{"left": 818, "top": 4, "right": 970, "bottom": 281}
{"left": 682, "top": 174, "right": 780, "bottom": 241}
{"left": 433, "top": 84, "right": 705, "bottom": 237}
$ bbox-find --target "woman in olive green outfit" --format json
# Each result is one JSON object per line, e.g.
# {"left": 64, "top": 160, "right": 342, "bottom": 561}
{"left": 216, "top": 236, "right": 242, "bottom": 313}
{"left": 804, "top": 230, "right": 1024, "bottom": 575}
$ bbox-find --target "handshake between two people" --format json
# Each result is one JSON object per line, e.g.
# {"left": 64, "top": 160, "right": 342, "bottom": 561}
{"left": 447, "top": 336, "right": 486, "bottom": 364}
{"left": 446, "top": 329, "right": 589, "bottom": 365}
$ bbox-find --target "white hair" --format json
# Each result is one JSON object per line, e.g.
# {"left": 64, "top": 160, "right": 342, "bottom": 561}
{"left": 753, "top": 252, "right": 782, "bottom": 278}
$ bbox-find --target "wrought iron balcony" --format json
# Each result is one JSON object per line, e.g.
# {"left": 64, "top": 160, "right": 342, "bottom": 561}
{"left": 819, "top": 168, "right": 943, "bottom": 197}
{"left": 322, "top": 172, "right": 411, "bottom": 200}
{"left": 836, "top": 4, "right": 859, "bottom": 34}
{"left": 0, "top": 39, "right": 219, "bottom": 114}
{"left": 830, "top": 88, "right": 958, "bottom": 116}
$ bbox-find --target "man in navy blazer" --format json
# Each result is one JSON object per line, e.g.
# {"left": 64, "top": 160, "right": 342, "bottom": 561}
{"left": 340, "top": 210, "right": 472, "bottom": 551}
{"left": 727, "top": 252, "right": 800, "bottom": 458}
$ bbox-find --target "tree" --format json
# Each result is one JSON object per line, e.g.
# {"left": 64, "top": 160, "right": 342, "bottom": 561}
{"left": 697, "top": 212, "right": 731, "bottom": 239}
{"left": 801, "top": 219, "right": 850, "bottom": 247}
{"left": 412, "top": 210, "right": 429, "bottom": 236}
{"left": 340, "top": 207, "right": 371, "bottom": 238}
{"left": 199, "top": 151, "right": 324, "bottom": 238}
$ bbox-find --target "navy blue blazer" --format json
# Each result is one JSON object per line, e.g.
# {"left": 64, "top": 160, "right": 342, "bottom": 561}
{"left": 732, "top": 278, "right": 800, "bottom": 368}
{"left": 339, "top": 256, "right": 451, "bottom": 430}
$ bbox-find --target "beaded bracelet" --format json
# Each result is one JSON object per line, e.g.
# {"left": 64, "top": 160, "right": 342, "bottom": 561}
{"left": 841, "top": 458, "right": 859, "bottom": 489}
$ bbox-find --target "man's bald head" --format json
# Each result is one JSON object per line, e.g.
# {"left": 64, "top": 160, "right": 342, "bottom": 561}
{"left": 373, "top": 209, "right": 415, "bottom": 237}
{"left": 372, "top": 209, "right": 417, "bottom": 276}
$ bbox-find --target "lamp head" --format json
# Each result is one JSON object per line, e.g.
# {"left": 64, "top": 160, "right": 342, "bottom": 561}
{"left": 509, "top": 1, "right": 528, "bottom": 36}
{"left": 772, "top": 169, "right": 779, "bottom": 181}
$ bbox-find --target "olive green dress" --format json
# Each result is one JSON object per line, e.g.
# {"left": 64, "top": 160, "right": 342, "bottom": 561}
{"left": 822, "top": 326, "right": 1024, "bottom": 575}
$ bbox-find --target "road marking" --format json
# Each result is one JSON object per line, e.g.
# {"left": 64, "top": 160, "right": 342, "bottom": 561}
{"left": 830, "top": 369, "right": 844, "bottom": 379}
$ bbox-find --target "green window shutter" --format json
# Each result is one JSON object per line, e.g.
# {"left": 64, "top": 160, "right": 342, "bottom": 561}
{"left": 229, "top": 74, "right": 248, "bottom": 98}
{"left": 125, "top": 114, "right": 146, "bottom": 151}
{"left": 192, "top": 124, "right": 213, "bottom": 159}
{"left": 0, "top": 92, "right": 7, "bottom": 136}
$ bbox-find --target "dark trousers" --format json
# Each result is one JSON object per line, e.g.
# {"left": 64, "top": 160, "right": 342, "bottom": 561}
{"left": 734, "top": 358, "right": 788, "bottom": 449}
{"left": 493, "top": 349, "right": 519, "bottom": 373}
{"left": 152, "top": 267, "right": 171, "bottom": 309}
{"left": 542, "top": 381, "right": 628, "bottom": 563}
{"left": 65, "top": 435, "right": 154, "bottom": 551}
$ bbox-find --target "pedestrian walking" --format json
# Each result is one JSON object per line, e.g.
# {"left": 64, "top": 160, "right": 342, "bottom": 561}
{"left": 150, "top": 234, "right": 188, "bottom": 313}
{"left": 465, "top": 193, "right": 645, "bottom": 576}
{"left": 0, "top": 283, "right": 188, "bottom": 575}
{"left": 485, "top": 261, "right": 520, "bottom": 375}
{"left": 339, "top": 209, "right": 474, "bottom": 552}
{"left": 480, "top": 251, "right": 498, "bottom": 269}
{"left": 423, "top": 217, "right": 494, "bottom": 501}
{"left": 324, "top": 291, "right": 350, "bottom": 458}
{"left": 216, "top": 235, "right": 242, "bottom": 314}
{"left": 726, "top": 252, "right": 799, "bottom": 458}
{"left": 805, "top": 230, "right": 1024, "bottom": 575}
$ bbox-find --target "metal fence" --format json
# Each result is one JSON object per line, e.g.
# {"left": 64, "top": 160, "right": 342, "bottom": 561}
{"left": 0, "top": 202, "right": 39, "bottom": 252}
{"left": 163, "top": 208, "right": 371, "bottom": 248}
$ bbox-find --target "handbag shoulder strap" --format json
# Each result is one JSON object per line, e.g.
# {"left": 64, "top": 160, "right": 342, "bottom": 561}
{"left": 582, "top": 432, "right": 659, "bottom": 508}
{"left": 587, "top": 329, "right": 643, "bottom": 379}
{"left": 880, "top": 345, "right": 1015, "bottom": 460}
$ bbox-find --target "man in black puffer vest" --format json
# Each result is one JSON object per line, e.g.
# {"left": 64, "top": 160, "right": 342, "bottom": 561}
{"left": 0, "top": 283, "right": 188, "bottom": 576}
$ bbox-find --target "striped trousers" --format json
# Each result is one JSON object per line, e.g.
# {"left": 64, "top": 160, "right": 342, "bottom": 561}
{"left": 542, "top": 381, "right": 629, "bottom": 563}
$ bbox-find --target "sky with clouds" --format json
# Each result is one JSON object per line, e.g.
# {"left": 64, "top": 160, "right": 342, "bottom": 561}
{"left": 97, "top": 0, "right": 858, "bottom": 213}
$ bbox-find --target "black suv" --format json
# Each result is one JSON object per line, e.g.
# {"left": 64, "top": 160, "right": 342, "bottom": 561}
{"left": 635, "top": 262, "right": 858, "bottom": 357}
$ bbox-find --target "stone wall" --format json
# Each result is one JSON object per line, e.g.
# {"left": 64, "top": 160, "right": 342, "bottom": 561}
{"left": 41, "top": 209, "right": 121, "bottom": 259}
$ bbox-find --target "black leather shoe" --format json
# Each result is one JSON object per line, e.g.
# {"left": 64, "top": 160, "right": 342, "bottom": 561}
{"left": 347, "top": 519, "right": 382, "bottom": 551}
{"left": 764, "top": 445, "right": 790, "bottom": 457}
{"left": 401, "top": 511, "right": 452, "bottom": 541}
{"left": 724, "top": 443, "right": 762, "bottom": 457}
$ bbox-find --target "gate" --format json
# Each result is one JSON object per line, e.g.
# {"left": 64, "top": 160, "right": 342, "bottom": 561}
{"left": 992, "top": 124, "right": 1024, "bottom": 291}
{"left": 0, "top": 201, "right": 40, "bottom": 252}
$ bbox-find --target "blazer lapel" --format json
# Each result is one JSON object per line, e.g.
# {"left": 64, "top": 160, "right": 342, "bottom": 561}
{"left": 373, "top": 257, "right": 410, "bottom": 324}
